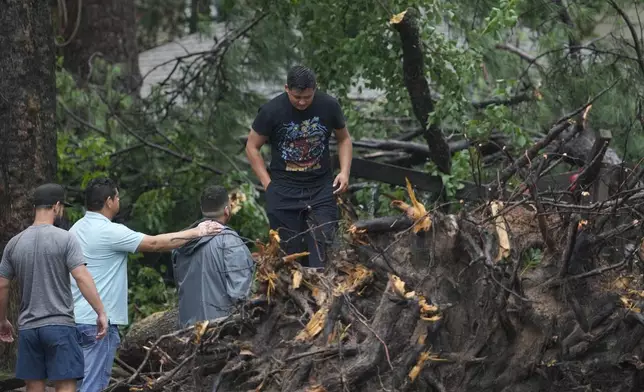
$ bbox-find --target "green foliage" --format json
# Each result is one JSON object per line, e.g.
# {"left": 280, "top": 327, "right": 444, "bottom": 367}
{"left": 521, "top": 247, "right": 543, "bottom": 275}
{"left": 425, "top": 150, "right": 471, "bottom": 199}
{"left": 477, "top": 0, "right": 519, "bottom": 39}
{"left": 127, "top": 254, "right": 177, "bottom": 324}
{"left": 130, "top": 188, "right": 177, "bottom": 234}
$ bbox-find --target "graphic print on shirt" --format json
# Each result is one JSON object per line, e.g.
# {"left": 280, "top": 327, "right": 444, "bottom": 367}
{"left": 277, "top": 116, "right": 327, "bottom": 172}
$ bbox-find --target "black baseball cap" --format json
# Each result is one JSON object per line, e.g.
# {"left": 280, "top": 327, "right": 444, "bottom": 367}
{"left": 33, "top": 183, "right": 73, "bottom": 208}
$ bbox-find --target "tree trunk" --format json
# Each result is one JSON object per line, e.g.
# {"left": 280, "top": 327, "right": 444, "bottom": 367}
{"left": 189, "top": 0, "right": 211, "bottom": 33}
{"left": 391, "top": 8, "right": 452, "bottom": 175}
{"left": 0, "top": 0, "right": 57, "bottom": 372}
{"left": 60, "top": 0, "right": 141, "bottom": 94}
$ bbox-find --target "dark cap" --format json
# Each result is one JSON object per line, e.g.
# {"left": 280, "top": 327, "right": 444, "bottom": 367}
{"left": 33, "top": 183, "right": 73, "bottom": 208}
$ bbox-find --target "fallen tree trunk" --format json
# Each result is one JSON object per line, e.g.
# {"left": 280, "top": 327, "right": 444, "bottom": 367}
{"left": 113, "top": 184, "right": 644, "bottom": 392}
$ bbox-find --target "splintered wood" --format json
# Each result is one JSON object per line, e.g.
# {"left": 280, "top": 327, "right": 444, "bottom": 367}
{"left": 295, "top": 306, "right": 330, "bottom": 341}
{"left": 389, "top": 10, "right": 407, "bottom": 24}
{"left": 490, "top": 201, "right": 511, "bottom": 262}
{"left": 390, "top": 178, "right": 432, "bottom": 233}
{"left": 290, "top": 263, "right": 375, "bottom": 342}
{"left": 228, "top": 189, "right": 246, "bottom": 215}
{"left": 291, "top": 270, "right": 302, "bottom": 289}
{"left": 389, "top": 274, "right": 441, "bottom": 322}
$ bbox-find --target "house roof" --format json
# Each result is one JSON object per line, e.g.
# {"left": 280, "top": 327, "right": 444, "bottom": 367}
{"left": 137, "top": 27, "right": 385, "bottom": 102}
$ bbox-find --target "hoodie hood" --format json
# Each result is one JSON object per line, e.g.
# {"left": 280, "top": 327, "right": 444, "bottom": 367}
{"left": 173, "top": 218, "right": 229, "bottom": 256}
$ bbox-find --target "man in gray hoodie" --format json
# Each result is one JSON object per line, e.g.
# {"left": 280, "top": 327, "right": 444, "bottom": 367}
{"left": 171, "top": 185, "right": 256, "bottom": 327}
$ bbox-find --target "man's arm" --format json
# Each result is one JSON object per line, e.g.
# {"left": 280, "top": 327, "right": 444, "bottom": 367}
{"left": 0, "top": 276, "right": 13, "bottom": 342}
{"left": 66, "top": 235, "right": 108, "bottom": 338}
{"left": 0, "top": 277, "right": 9, "bottom": 322}
{"left": 335, "top": 127, "right": 352, "bottom": 176}
{"left": 245, "top": 129, "right": 271, "bottom": 190}
{"left": 70, "top": 265, "right": 105, "bottom": 318}
{"left": 107, "top": 220, "right": 222, "bottom": 254}
{"left": 0, "top": 247, "right": 14, "bottom": 322}
{"left": 330, "top": 97, "right": 352, "bottom": 194}
{"left": 138, "top": 227, "right": 203, "bottom": 253}
{"left": 333, "top": 127, "right": 353, "bottom": 194}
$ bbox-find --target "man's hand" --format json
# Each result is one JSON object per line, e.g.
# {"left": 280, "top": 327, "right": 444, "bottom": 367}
{"left": 0, "top": 319, "right": 14, "bottom": 343}
{"left": 333, "top": 171, "right": 349, "bottom": 194}
{"left": 263, "top": 180, "right": 271, "bottom": 191}
{"left": 196, "top": 220, "right": 224, "bottom": 236}
{"left": 96, "top": 312, "right": 108, "bottom": 340}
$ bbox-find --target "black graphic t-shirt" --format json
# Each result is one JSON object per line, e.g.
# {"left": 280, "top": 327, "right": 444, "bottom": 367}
{"left": 252, "top": 91, "right": 346, "bottom": 187}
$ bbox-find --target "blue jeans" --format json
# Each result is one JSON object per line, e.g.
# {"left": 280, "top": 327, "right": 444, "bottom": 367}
{"left": 76, "top": 323, "right": 121, "bottom": 392}
{"left": 16, "top": 325, "right": 84, "bottom": 381}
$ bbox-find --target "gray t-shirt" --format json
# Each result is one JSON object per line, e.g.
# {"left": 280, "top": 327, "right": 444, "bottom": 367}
{"left": 0, "top": 224, "right": 85, "bottom": 330}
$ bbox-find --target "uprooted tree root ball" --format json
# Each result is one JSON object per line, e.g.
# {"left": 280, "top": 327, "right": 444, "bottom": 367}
{"left": 110, "top": 183, "right": 644, "bottom": 392}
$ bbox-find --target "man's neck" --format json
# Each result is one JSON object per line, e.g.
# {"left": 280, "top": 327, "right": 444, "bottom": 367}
{"left": 202, "top": 215, "right": 225, "bottom": 225}
{"left": 90, "top": 208, "right": 115, "bottom": 221}
{"left": 32, "top": 211, "right": 55, "bottom": 226}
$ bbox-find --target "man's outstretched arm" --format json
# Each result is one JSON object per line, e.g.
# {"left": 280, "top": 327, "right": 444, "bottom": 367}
{"left": 137, "top": 220, "right": 221, "bottom": 252}
{"left": 106, "top": 220, "right": 223, "bottom": 254}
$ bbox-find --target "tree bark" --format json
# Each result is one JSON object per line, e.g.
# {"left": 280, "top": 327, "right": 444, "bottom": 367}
{"left": 391, "top": 8, "right": 452, "bottom": 175}
{"left": 0, "top": 0, "right": 57, "bottom": 372}
{"left": 60, "top": 0, "right": 141, "bottom": 94}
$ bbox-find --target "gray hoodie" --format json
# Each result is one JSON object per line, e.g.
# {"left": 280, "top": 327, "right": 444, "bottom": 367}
{"left": 171, "top": 224, "right": 255, "bottom": 328}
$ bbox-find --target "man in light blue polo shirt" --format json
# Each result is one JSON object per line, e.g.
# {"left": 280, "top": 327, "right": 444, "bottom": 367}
{"left": 69, "top": 177, "right": 223, "bottom": 392}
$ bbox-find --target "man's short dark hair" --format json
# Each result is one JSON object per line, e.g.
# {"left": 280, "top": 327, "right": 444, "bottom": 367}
{"left": 201, "top": 185, "right": 229, "bottom": 217}
{"left": 286, "top": 65, "right": 316, "bottom": 91}
{"left": 85, "top": 177, "right": 118, "bottom": 211}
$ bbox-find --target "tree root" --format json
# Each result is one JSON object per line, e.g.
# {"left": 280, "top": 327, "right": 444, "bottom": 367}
{"left": 114, "top": 198, "right": 644, "bottom": 392}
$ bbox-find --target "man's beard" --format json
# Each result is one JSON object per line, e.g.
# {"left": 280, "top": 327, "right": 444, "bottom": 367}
{"left": 53, "top": 215, "right": 71, "bottom": 230}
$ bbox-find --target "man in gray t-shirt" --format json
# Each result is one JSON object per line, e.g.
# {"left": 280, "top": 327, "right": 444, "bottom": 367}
{"left": 0, "top": 183, "right": 108, "bottom": 392}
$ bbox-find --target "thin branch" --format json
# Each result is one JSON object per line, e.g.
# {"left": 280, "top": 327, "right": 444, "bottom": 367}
{"left": 559, "top": 214, "right": 581, "bottom": 278}
{"left": 57, "top": 98, "right": 107, "bottom": 135}
{"left": 472, "top": 93, "right": 535, "bottom": 108}
{"left": 496, "top": 43, "right": 539, "bottom": 64}
{"left": 607, "top": 0, "right": 644, "bottom": 77}
{"left": 110, "top": 114, "right": 223, "bottom": 174}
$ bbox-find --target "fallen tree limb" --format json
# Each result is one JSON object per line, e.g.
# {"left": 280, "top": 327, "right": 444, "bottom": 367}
{"left": 497, "top": 79, "right": 620, "bottom": 186}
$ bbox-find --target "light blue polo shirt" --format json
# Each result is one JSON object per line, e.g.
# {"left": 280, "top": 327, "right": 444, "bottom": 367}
{"left": 69, "top": 211, "right": 145, "bottom": 326}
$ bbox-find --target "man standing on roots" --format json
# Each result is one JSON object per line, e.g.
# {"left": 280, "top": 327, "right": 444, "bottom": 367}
{"left": 68, "top": 177, "right": 223, "bottom": 392}
{"left": 172, "top": 185, "right": 256, "bottom": 328}
{"left": 0, "top": 183, "right": 108, "bottom": 392}
{"left": 245, "top": 65, "right": 353, "bottom": 270}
